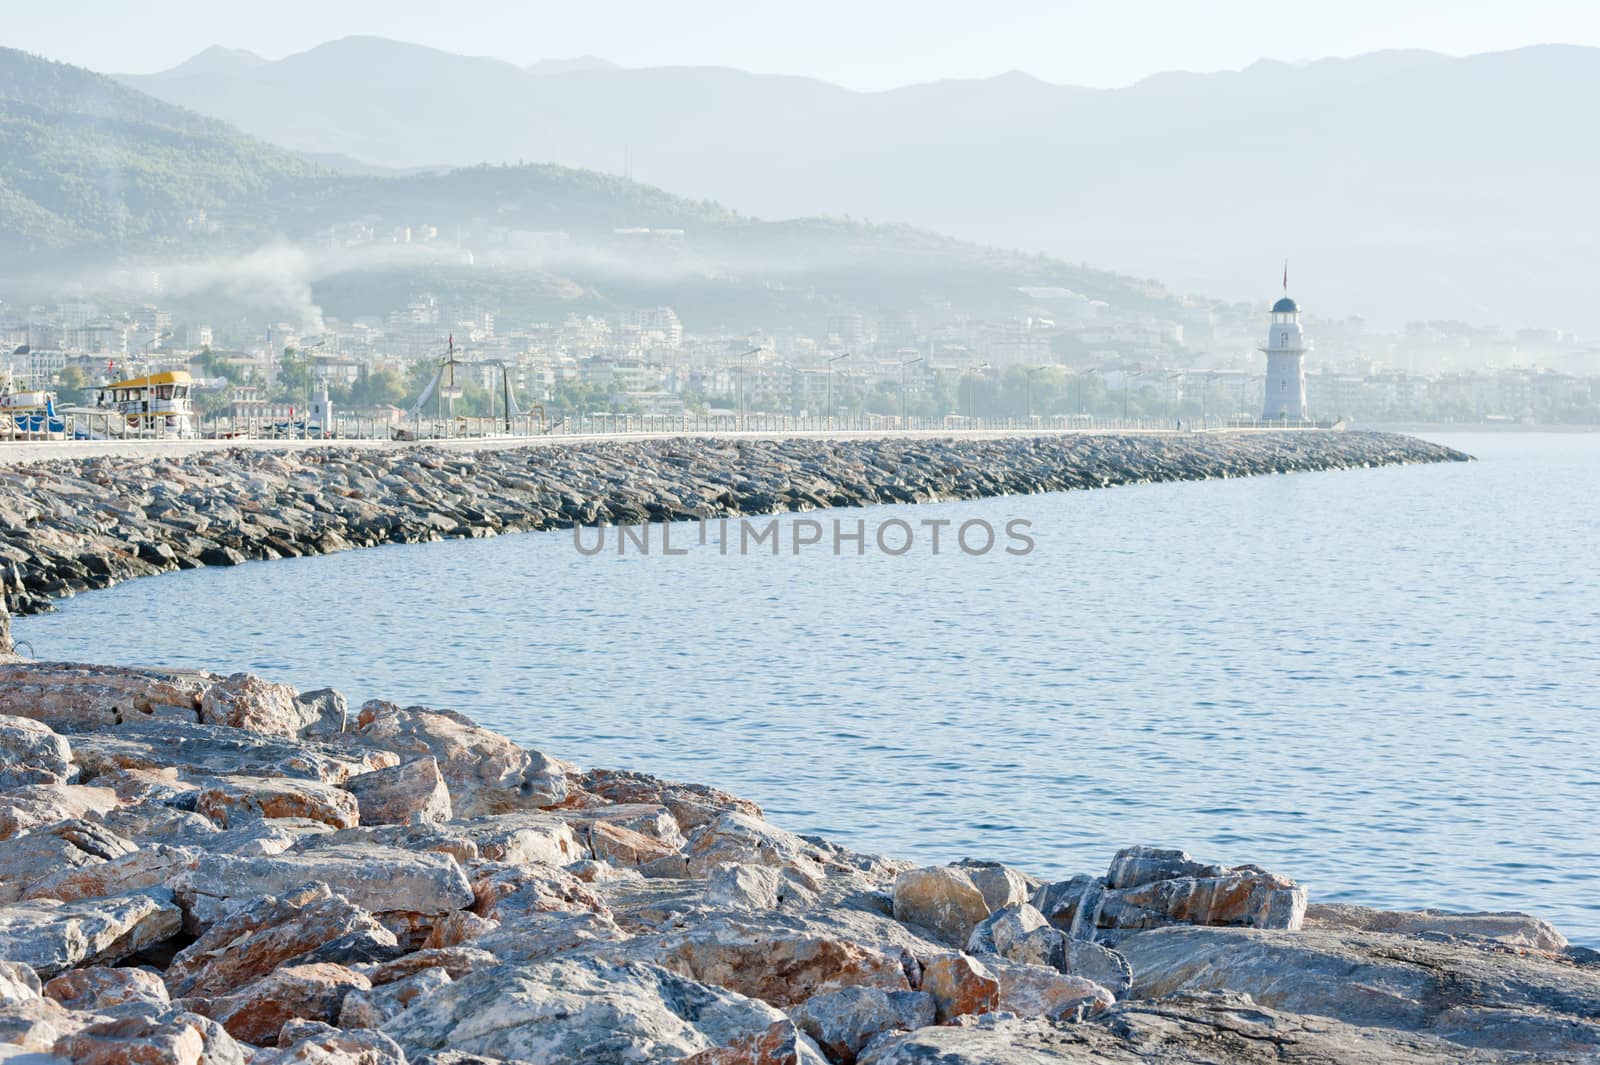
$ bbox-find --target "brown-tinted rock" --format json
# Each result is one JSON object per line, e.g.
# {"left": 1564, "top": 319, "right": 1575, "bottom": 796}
{"left": 958, "top": 861, "right": 1032, "bottom": 913}
{"left": 0, "top": 783, "right": 120, "bottom": 840}
{"left": 585, "top": 820, "right": 679, "bottom": 867}
{"left": 918, "top": 953, "right": 999, "bottom": 1024}
{"left": 685, "top": 812, "right": 829, "bottom": 881}
{"left": 597, "top": 916, "right": 912, "bottom": 1008}
{"left": 470, "top": 860, "right": 610, "bottom": 923}
{"left": 165, "top": 884, "right": 397, "bottom": 998}
{"left": 51, "top": 1012, "right": 217, "bottom": 1065}
{"left": 257, "top": 1020, "right": 406, "bottom": 1065}
{"left": 202, "top": 962, "right": 370, "bottom": 1046}
{"left": 1, "top": 888, "right": 182, "bottom": 977}
{"left": 44, "top": 965, "right": 170, "bottom": 1010}
{"left": 194, "top": 775, "right": 359, "bottom": 830}
{"left": 578, "top": 767, "right": 763, "bottom": 832}
{"left": 0, "top": 818, "right": 137, "bottom": 904}
{"left": 789, "top": 985, "right": 935, "bottom": 1063}
{"left": 421, "top": 909, "right": 497, "bottom": 949}
{"left": 0, "top": 713, "right": 73, "bottom": 789}
{"left": 25, "top": 843, "right": 197, "bottom": 903}
{"left": 0, "top": 662, "right": 208, "bottom": 729}
{"left": 348, "top": 702, "right": 569, "bottom": 816}
{"left": 688, "top": 1020, "right": 831, "bottom": 1065}
{"left": 198, "top": 672, "right": 308, "bottom": 737}
{"left": 892, "top": 867, "right": 992, "bottom": 948}
{"left": 455, "top": 810, "right": 582, "bottom": 867}
{"left": 342, "top": 756, "right": 452, "bottom": 825}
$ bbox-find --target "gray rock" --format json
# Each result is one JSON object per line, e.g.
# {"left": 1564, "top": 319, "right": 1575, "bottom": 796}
{"left": 856, "top": 991, "right": 1530, "bottom": 1063}
{"left": 344, "top": 756, "right": 453, "bottom": 825}
{"left": 1118, "top": 924, "right": 1600, "bottom": 1055}
{"left": 382, "top": 957, "right": 788, "bottom": 1063}
{"left": 0, "top": 888, "right": 182, "bottom": 977}
{"left": 789, "top": 985, "right": 935, "bottom": 1064}
{"left": 0, "top": 714, "right": 74, "bottom": 790}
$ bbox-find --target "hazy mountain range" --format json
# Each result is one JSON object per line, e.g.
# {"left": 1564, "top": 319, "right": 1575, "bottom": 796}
{"left": 0, "top": 47, "right": 1175, "bottom": 333}
{"left": 117, "top": 37, "right": 1600, "bottom": 331}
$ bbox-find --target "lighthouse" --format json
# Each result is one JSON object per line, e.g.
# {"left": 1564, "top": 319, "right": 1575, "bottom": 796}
{"left": 1261, "top": 277, "right": 1309, "bottom": 421}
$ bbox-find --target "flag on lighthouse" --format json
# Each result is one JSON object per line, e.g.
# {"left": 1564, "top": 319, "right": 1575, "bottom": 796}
{"left": 1282, "top": 261, "right": 1289, "bottom": 294}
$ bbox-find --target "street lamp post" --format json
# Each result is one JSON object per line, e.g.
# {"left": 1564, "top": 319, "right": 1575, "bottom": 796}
{"left": 962, "top": 361, "right": 990, "bottom": 423}
{"left": 736, "top": 347, "right": 761, "bottom": 432}
{"left": 900, "top": 355, "right": 923, "bottom": 429}
{"left": 1026, "top": 366, "right": 1051, "bottom": 422}
{"left": 826, "top": 352, "right": 850, "bottom": 430}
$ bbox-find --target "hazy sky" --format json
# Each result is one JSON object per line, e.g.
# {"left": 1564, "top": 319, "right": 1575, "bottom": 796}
{"left": 11, "top": 0, "right": 1600, "bottom": 89}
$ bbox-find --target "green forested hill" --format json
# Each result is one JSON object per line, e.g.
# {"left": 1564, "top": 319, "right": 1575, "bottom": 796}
{"left": 0, "top": 47, "right": 324, "bottom": 249}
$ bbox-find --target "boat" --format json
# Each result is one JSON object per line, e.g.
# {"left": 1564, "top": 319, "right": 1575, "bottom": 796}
{"left": 85, "top": 370, "right": 198, "bottom": 438}
{"left": 0, "top": 373, "right": 64, "bottom": 437}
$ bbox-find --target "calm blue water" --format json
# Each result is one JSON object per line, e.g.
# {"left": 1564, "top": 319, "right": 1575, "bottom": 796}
{"left": 18, "top": 434, "right": 1600, "bottom": 941}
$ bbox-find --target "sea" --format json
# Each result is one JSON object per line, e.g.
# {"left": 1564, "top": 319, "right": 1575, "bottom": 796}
{"left": 19, "top": 433, "right": 1600, "bottom": 942}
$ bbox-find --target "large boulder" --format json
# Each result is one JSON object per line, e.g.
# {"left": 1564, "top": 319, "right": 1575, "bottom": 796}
{"left": 43, "top": 965, "right": 170, "bottom": 1011}
{"left": 198, "top": 671, "right": 310, "bottom": 737}
{"left": 51, "top": 1009, "right": 246, "bottom": 1065}
{"left": 1305, "top": 902, "right": 1569, "bottom": 953}
{"left": 686, "top": 1020, "right": 830, "bottom": 1065}
{"left": 892, "top": 866, "right": 992, "bottom": 948}
{"left": 0, "top": 819, "right": 137, "bottom": 904}
{"left": 1033, "top": 847, "right": 1307, "bottom": 935}
{"left": 381, "top": 957, "right": 789, "bottom": 1063}
{"left": 967, "top": 903, "right": 1132, "bottom": 996}
{"left": 0, "top": 662, "right": 209, "bottom": 729}
{"left": 67, "top": 718, "right": 397, "bottom": 784}
{"left": 348, "top": 701, "right": 569, "bottom": 816}
{"left": 589, "top": 913, "right": 914, "bottom": 1009}
{"left": 685, "top": 812, "right": 830, "bottom": 881}
{"left": 342, "top": 756, "right": 453, "bottom": 825}
{"left": 173, "top": 842, "right": 474, "bottom": 922}
{"left": 193, "top": 774, "right": 360, "bottom": 829}
{"left": 165, "top": 883, "right": 399, "bottom": 998}
{"left": 789, "top": 985, "right": 935, "bottom": 1064}
{"left": 201, "top": 962, "right": 371, "bottom": 1046}
{"left": 1118, "top": 925, "right": 1600, "bottom": 1055}
{"left": 917, "top": 953, "right": 998, "bottom": 1023}
{"left": 0, "top": 783, "right": 120, "bottom": 839}
{"left": 578, "top": 767, "right": 763, "bottom": 832}
{"left": 0, "top": 888, "right": 182, "bottom": 977}
{"left": 0, "top": 714, "right": 74, "bottom": 789}
{"left": 856, "top": 992, "right": 1529, "bottom": 1064}
{"left": 23, "top": 842, "right": 197, "bottom": 903}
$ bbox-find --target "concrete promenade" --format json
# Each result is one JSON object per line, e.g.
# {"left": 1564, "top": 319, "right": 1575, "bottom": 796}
{"left": 0, "top": 424, "right": 1308, "bottom": 464}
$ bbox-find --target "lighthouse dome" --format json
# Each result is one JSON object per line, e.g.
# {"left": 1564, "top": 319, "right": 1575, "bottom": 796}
{"left": 1272, "top": 296, "right": 1300, "bottom": 314}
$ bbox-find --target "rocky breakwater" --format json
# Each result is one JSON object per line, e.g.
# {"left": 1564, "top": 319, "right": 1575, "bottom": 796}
{"left": 0, "top": 431, "right": 1466, "bottom": 615}
{"left": 1, "top": 660, "right": 1596, "bottom": 1064}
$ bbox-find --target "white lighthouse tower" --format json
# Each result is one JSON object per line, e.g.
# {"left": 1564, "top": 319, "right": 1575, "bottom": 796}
{"left": 1261, "top": 271, "right": 1309, "bottom": 421}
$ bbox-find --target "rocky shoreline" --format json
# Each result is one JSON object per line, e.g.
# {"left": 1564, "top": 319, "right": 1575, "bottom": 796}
{"left": 0, "top": 431, "right": 1466, "bottom": 616}
{"left": 11, "top": 429, "right": 1591, "bottom": 1065}
{"left": 0, "top": 659, "right": 1595, "bottom": 1064}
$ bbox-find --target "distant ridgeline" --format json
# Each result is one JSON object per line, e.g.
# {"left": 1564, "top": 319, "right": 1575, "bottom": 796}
{"left": 0, "top": 47, "right": 1174, "bottom": 325}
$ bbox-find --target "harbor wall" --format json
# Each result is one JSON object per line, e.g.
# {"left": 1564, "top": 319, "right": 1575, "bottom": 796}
{"left": 0, "top": 430, "right": 1466, "bottom": 615}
